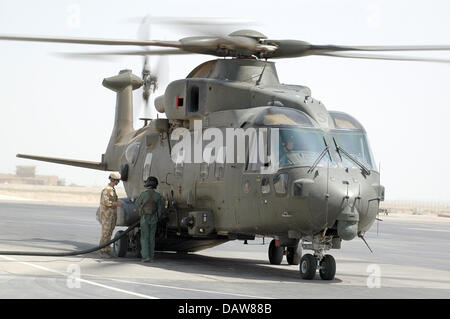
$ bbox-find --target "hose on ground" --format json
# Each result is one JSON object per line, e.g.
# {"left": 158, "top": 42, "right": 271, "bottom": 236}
{"left": 0, "top": 220, "right": 140, "bottom": 257}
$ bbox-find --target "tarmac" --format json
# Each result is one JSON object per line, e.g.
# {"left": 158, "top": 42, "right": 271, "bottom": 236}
{"left": 0, "top": 201, "right": 449, "bottom": 299}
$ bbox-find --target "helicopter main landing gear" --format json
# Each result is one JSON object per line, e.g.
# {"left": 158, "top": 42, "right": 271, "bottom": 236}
{"left": 113, "top": 228, "right": 141, "bottom": 258}
{"left": 268, "top": 239, "right": 301, "bottom": 265}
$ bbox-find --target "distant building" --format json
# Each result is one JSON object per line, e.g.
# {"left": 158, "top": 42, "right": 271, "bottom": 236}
{"left": 0, "top": 166, "right": 64, "bottom": 186}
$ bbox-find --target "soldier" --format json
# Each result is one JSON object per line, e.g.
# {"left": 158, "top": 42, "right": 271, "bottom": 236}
{"left": 99, "top": 172, "right": 122, "bottom": 258}
{"left": 136, "top": 176, "right": 163, "bottom": 262}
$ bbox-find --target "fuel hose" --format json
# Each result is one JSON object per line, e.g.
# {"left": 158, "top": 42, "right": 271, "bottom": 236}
{"left": 0, "top": 220, "right": 140, "bottom": 257}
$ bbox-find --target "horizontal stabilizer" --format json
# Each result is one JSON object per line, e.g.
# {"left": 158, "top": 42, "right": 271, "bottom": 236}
{"left": 16, "top": 154, "right": 107, "bottom": 171}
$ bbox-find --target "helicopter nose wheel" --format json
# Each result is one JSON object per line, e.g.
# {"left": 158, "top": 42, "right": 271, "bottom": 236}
{"left": 299, "top": 254, "right": 317, "bottom": 279}
{"left": 319, "top": 254, "right": 336, "bottom": 280}
{"left": 299, "top": 253, "right": 336, "bottom": 280}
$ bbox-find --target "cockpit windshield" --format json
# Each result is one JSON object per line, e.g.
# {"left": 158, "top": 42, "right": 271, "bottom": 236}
{"left": 329, "top": 111, "right": 377, "bottom": 171}
{"left": 331, "top": 130, "right": 377, "bottom": 171}
{"left": 278, "top": 128, "right": 335, "bottom": 169}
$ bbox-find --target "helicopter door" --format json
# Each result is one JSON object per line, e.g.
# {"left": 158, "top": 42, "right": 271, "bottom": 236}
{"left": 234, "top": 170, "right": 260, "bottom": 231}
{"left": 232, "top": 132, "right": 262, "bottom": 231}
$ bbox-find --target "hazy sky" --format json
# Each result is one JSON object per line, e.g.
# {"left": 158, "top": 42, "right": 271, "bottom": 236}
{"left": 0, "top": 0, "right": 449, "bottom": 201}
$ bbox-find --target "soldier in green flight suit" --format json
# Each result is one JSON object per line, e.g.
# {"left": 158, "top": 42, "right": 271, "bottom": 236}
{"left": 136, "top": 176, "right": 163, "bottom": 262}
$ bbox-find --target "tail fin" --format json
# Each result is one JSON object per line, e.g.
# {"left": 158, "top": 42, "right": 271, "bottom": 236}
{"left": 102, "top": 69, "right": 143, "bottom": 170}
{"left": 16, "top": 70, "right": 143, "bottom": 172}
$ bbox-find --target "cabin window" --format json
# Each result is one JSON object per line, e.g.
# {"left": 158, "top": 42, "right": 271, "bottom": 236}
{"left": 261, "top": 176, "right": 271, "bottom": 194}
{"left": 142, "top": 153, "right": 153, "bottom": 181}
{"left": 188, "top": 85, "right": 200, "bottom": 113}
{"left": 125, "top": 142, "right": 141, "bottom": 166}
{"left": 274, "top": 173, "right": 288, "bottom": 195}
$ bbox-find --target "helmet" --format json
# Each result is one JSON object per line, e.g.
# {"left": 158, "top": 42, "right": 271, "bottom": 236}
{"left": 144, "top": 176, "right": 158, "bottom": 188}
{"left": 109, "top": 172, "right": 121, "bottom": 180}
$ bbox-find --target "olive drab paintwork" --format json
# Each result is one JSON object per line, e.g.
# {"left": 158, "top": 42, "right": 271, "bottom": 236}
{"left": 10, "top": 59, "right": 385, "bottom": 280}
{"left": 9, "top": 27, "right": 448, "bottom": 280}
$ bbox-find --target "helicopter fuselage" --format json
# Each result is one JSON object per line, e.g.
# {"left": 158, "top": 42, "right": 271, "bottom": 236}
{"left": 111, "top": 58, "right": 382, "bottom": 253}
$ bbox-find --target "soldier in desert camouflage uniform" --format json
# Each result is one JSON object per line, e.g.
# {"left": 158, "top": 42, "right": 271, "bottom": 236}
{"left": 99, "top": 172, "right": 122, "bottom": 258}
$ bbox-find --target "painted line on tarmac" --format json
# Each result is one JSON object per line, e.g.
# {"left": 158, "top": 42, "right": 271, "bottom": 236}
{"left": 0, "top": 255, "right": 158, "bottom": 299}
{"left": 95, "top": 277, "right": 274, "bottom": 299}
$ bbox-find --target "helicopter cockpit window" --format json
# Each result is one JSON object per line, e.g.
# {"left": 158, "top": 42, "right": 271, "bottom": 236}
{"left": 142, "top": 153, "right": 153, "bottom": 181}
{"left": 274, "top": 173, "right": 288, "bottom": 195}
{"left": 279, "top": 128, "right": 334, "bottom": 169}
{"left": 125, "top": 142, "right": 141, "bottom": 166}
{"left": 329, "top": 111, "right": 377, "bottom": 171}
{"left": 329, "top": 111, "right": 364, "bottom": 130}
{"left": 254, "top": 108, "right": 315, "bottom": 127}
{"left": 332, "top": 130, "right": 377, "bottom": 171}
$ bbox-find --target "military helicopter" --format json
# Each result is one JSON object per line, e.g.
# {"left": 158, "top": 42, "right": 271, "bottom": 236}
{"left": 1, "top": 24, "right": 449, "bottom": 281}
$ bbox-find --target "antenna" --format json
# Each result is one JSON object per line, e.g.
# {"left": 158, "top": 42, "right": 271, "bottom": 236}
{"left": 325, "top": 155, "right": 330, "bottom": 231}
{"left": 377, "top": 161, "right": 382, "bottom": 236}
{"left": 358, "top": 234, "right": 373, "bottom": 253}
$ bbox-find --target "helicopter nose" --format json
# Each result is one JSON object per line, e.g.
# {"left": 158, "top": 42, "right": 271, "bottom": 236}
{"left": 336, "top": 205, "right": 359, "bottom": 240}
{"left": 294, "top": 175, "right": 361, "bottom": 240}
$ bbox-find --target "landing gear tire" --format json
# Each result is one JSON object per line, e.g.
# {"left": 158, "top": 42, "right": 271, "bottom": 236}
{"left": 268, "top": 239, "right": 283, "bottom": 265}
{"left": 319, "top": 254, "right": 336, "bottom": 280}
{"left": 286, "top": 245, "right": 301, "bottom": 265}
{"left": 299, "top": 253, "right": 317, "bottom": 280}
{"left": 113, "top": 230, "right": 128, "bottom": 257}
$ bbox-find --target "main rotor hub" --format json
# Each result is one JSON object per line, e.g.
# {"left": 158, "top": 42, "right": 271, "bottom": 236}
{"left": 228, "top": 29, "right": 267, "bottom": 40}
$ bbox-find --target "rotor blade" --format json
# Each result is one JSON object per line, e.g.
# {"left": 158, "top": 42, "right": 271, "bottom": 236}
{"left": 124, "top": 16, "right": 256, "bottom": 36}
{"left": 0, "top": 34, "right": 181, "bottom": 48}
{"left": 56, "top": 49, "right": 191, "bottom": 58}
{"left": 263, "top": 40, "right": 312, "bottom": 58}
{"left": 123, "top": 16, "right": 255, "bottom": 25}
{"left": 316, "top": 51, "right": 450, "bottom": 63}
{"left": 310, "top": 44, "right": 450, "bottom": 52}
{"left": 154, "top": 55, "right": 170, "bottom": 90}
{"left": 265, "top": 40, "right": 450, "bottom": 59}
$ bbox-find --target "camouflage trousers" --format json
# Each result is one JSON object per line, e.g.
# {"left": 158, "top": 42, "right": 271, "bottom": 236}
{"left": 99, "top": 207, "right": 117, "bottom": 254}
